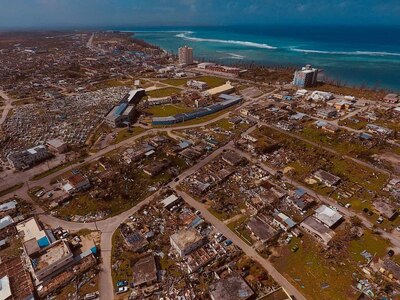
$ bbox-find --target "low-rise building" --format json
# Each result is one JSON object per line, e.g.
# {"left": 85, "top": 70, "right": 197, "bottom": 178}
{"left": 187, "top": 80, "right": 208, "bottom": 90}
{"left": 247, "top": 217, "right": 278, "bottom": 244}
{"left": 0, "top": 257, "right": 35, "bottom": 300}
{"left": 272, "top": 212, "right": 296, "bottom": 232}
{"left": 314, "top": 205, "right": 343, "bottom": 228}
{"left": 32, "top": 240, "right": 74, "bottom": 281}
{"left": 221, "top": 151, "right": 243, "bottom": 166}
{"left": 316, "top": 108, "right": 337, "bottom": 119}
{"left": 203, "top": 81, "right": 235, "bottom": 96}
{"left": 313, "top": 169, "right": 341, "bottom": 187}
{"left": 170, "top": 228, "right": 206, "bottom": 257}
{"left": 62, "top": 173, "right": 91, "bottom": 194}
{"left": 209, "top": 272, "right": 254, "bottom": 300}
{"left": 160, "top": 194, "right": 182, "bottom": 210}
{"left": 373, "top": 200, "right": 397, "bottom": 220}
{"left": 384, "top": 93, "right": 399, "bottom": 104}
{"left": 7, "top": 145, "right": 52, "bottom": 170}
{"left": 300, "top": 216, "right": 336, "bottom": 245}
{"left": 16, "top": 217, "right": 52, "bottom": 256}
{"left": 132, "top": 254, "right": 158, "bottom": 287}
{"left": 46, "top": 138, "right": 68, "bottom": 154}
{"left": 0, "top": 200, "right": 17, "bottom": 217}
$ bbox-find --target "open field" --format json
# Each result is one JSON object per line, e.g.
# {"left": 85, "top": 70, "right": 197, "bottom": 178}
{"left": 113, "top": 127, "right": 146, "bottom": 144}
{"left": 146, "top": 87, "right": 181, "bottom": 98}
{"left": 144, "top": 104, "right": 192, "bottom": 117}
{"left": 272, "top": 231, "right": 390, "bottom": 300}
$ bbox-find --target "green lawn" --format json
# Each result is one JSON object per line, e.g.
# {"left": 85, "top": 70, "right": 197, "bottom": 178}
{"left": 196, "top": 76, "right": 228, "bottom": 88}
{"left": 146, "top": 87, "right": 181, "bottom": 98}
{"left": 272, "top": 236, "right": 360, "bottom": 300}
{"left": 349, "top": 230, "right": 390, "bottom": 262}
{"left": 113, "top": 127, "right": 146, "bottom": 144}
{"left": 161, "top": 78, "right": 188, "bottom": 86}
{"left": 144, "top": 104, "right": 192, "bottom": 117}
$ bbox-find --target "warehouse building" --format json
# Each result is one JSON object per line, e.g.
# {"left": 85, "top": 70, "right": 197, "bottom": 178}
{"left": 152, "top": 94, "right": 242, "bottom": 125}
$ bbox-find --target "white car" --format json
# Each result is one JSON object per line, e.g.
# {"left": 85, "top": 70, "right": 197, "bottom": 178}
{"left": 116, "top": 287, "right": 128, "bottom": 294}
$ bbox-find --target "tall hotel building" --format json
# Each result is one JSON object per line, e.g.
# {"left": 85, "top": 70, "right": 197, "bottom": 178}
{"left": 178, "top": 45, "right": 194, "bottom": 65}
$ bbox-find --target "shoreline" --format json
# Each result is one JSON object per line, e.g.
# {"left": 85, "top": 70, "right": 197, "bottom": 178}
{"left": 129, "top": 32, "right": 394, "bottom": 99}
{"left": 129, "top": 29, "right": 400, "bottom": 94}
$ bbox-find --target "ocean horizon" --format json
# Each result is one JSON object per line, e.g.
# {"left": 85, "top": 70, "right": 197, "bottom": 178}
{"left": 118, "top": 25, "right": 400, "bottom": 92}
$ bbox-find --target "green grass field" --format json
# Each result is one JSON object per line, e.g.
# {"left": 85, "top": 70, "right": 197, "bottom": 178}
{"left": 146, "top": 87, "right": 181, "bottom": 98}
{"left": 196, "top": 76, "right": 228, "bottom": 88}
{"left": 144, "top": 104, "right": 192, "bottom": 117}
{"left": 113, "top": 127, "right": 146, "bottom": 144}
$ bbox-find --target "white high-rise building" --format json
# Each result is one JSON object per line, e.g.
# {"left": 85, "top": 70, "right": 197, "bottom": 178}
{"left": 178, "top": 45, "right": 193, "bottom": 65}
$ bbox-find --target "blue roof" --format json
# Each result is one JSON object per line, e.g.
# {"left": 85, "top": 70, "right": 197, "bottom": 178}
{"left": 295, "top": 188, "right": 306, "bottom": 197}
{"left": 37, "top": 236, "right": 50, "bottom": 248}
{"left": 114, "top": 103, "right": 128, "bottom": 116}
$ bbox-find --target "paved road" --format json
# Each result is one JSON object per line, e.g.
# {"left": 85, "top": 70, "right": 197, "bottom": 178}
{"left": 231, "top": 145, "right": 400, "bottom": 251}
{"left": 175, "top": 190, "right": 306, "bottom": 300}
{"left": 0, "top": 90, "right": 13, "bottom": 126}
{"left": 258, "top": 120, "right": 394, "bottom": 177}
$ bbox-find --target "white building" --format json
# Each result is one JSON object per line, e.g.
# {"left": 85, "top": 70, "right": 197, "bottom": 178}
{"left": 187, "top": 80, "right": 208, "bottom": 90}
{"left": 178, "top": 45, "right": 193, "bottom": 65}
{"left": 170, "top": 229, "right": 206, "bottom": 257}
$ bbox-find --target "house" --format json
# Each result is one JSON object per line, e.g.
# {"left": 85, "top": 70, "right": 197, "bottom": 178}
{"left": 300, "top": 216, "right": 336, "bottom": 245}
{"left": 160, "top": 194, "right": 182, "bottom": 210}
{"left": 16, "top": 217, "right": 52, "bottom": 256}
{"left": 276, "top": 120, "right": 294, "bottom": 131}
{"left": 0, "top": 216, "right": 14, "bottom": 232}
{"left": 170, "top": 229, "right": 206, "bottom": 257}
{"left": 121, "top": 231, "right": 149, "bottom": 252}
{"left": 0, "top": 257, "right": 35, "bottom": 300}
{"left": 221, "top": 151, "right": 243, "bottom": 166}
{"left": 63, "top": 173, "right": 91, "bottom": 193}
{"left": 334, "top": 100, "right": 354, "bottom": 111}
{"left": 272, "top": 212, "right": 296, "bottom": 232}
{"left": 384, "top": 93, "right": 399, "bottom": 104}
{"left": 366, "top": 124, "right": 393, "bottom": 136}
{"left": 0, "top": 200, "right": 17, "bottom": 217}
{"left": 316, "top": 108, "right": 337, "bottom": 119}
{"left": 132, "top": 254, "right": 158, "bottom": 287}
{"left": 373, "top": 200, "right": 397, "bottom": 220}
{"left": 209, "top": 272, "right": 254, "bottom": 300}
{"left": 31, "top": 240, "right": 74, "bottom": 281}
{"left": 314, "top": 205, "right": 343, "bottom": 228}
{"left": 292, "top": 193, "right": 315, "bottom": 212}
{"left": 382, "top": 259, "right": 400, "bottom": 280}
{"left": 247, "top": 217, "right": 278, "bottom": 244}
{"left": 308, "top": 91, "right": 334, "bottom": 102}
{"left": 143, "top": 160, "right": 170, "bottom": 177}
{"left": 313, "top": 169, "right": 341, "bottom": 187}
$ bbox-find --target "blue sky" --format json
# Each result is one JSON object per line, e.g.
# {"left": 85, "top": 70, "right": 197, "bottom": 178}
{"left": 0, "top": 0, "right": 399, "bottom": 29}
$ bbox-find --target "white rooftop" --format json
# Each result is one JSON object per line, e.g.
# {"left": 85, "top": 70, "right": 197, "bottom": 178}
{"left": 161, "top": 194, "right": 179, "bottom": 207}
{"left": 16, "top": 217, "right": 47, "bottom": 242}
{"left": 314, "top": 205, "right": 343, "bottom": 228}
{"left": 0, "top": 276, "right": 12, "bottom": 300}
{"left": 0, "top": 216, "right": 14, "bottom": 230}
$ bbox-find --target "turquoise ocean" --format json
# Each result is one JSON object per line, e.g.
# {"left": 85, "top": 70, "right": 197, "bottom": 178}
{"left": 120, "top": 25, "right": 400, "bottom": 92}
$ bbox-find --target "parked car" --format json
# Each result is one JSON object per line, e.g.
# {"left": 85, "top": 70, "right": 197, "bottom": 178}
{"left": 388, "top": 250, "right": 395, "bottom": 257}
{"left": 117, "top": 281, "right": 128, "bottom": 287}
{"left": 291, "top": 245, "right": 299, "bottom": 252}
{"left": 116, "top": 287, "right": 128, "bottom": 294}
{"left": 377, "top": 217, "right": 384, "bottom": 224}
{"left": 224, "top": 239, "right": 233, "bottom": 247}
{"left": 345, "top": 203, "right": 352, "bottom": 208}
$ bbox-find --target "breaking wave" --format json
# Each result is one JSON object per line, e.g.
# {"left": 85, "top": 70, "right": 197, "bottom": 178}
{"left": 176, "top": 32, "right": 277, "bottom": 49}
{"left": 290, "top": 48, "right": 400, "bottom": 57}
